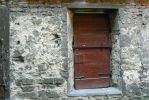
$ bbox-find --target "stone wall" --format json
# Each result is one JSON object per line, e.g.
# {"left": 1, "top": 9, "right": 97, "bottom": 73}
{"left": 10, "top": 6, "right": 68, "bottom": 100}
{"left": 9, "top": 4, "right": 149, "bottom": 100}
{"left": 0, "top": 5, "right": 9, "bottom": 100}
{"left": 119, "top": 7, "right": 149, "bottom": 98}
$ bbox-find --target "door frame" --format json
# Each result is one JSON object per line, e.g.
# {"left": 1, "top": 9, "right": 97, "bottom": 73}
{"left": 67, "top": 8, "right": 123, "bottom": 96}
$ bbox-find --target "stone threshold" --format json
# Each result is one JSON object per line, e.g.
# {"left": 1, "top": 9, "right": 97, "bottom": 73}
{"left": 68, "top": 87, "right": 122, "bottom": 96}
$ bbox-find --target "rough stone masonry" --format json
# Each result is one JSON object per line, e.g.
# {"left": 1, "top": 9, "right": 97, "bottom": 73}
{"left": 1, "top": 1, "right": 149, "bottom": 100}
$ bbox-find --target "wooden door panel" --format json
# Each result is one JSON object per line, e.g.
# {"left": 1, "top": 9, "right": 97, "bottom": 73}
{"left": 75, "top": 64, "right": 110, "bottom": 78}
{"left": 74, "top": 49, "right": 110, "bottom": 63}
{"left": 74, "top": 14, "right": 111, "bottom": 89}
{"left": 73, "top": 34, "right": 111, "bottom": 48}
{"left": 75, "top": 77, "right": 110, "bottom": 89}
{"left": 74, "top": 15, "right": 109, "bottom": 30}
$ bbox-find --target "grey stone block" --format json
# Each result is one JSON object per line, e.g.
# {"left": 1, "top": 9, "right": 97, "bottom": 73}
{"left": 18, "top": 92, "right": 37, "bottom": 99}
{"left": 46, "top": 91, "right": 59, "bottom": 98}
{"left": 21, "top": 86, "right": 34, "bottom": 92}
{"left": 38, "top": 96, "right": 49, "bottom": 100}
{"left": 16, "top": 78, "right": 34, "bottom": 86}
{"left": 21, "top": 79, "right": 34, "bottom": 85}
{"left": 38, "top": 78, "right": 65, "bottom": 86}
{"left": 31, "top": 17, "right": 42, "bottom": 25}
{"left": 42, "top": 84, "right": 55, "bottom": 89}
{"left": 38, "top": 90, "right": 59, "bottom": 99}
{"left": 38, "top": 90, "right": 47, "bottom": 97}
{"left": 37, "top": 63, "right": 48, "bottom": 72}
{"left": 141, "top": 88, "right": 149, "bottom": 96}
{"left": 15, "top": 79, "right": 21, "bottom": 86}
{"left": 127, "top": 83, "right": 142, "bottom": 96}
{"left": 60, "top": 70, "right": 68, "bottom": 80}
{"left": 120, "top": 34, "right": 131, "bottom": 47}
{"left": 130, "top": 97, "right": 142, "bottom": 100}
{"left": 120, "top": 96, "right": 129, "bottom": 100}
{"left": 13, "top": 50, "right": 22, "bottom": 57}
{"left": 32, "top": 30, "right": 40, "bottom": 37}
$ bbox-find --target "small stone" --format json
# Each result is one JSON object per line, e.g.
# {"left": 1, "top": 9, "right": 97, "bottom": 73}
{"left": 38, "top": 78, "right": 64, "bottom": 86}
{"left": 38, "top": 63, "right": 48, "bottom": 72}
{"left": 21, "top": 86, "right": 34, "bottom": 92}
{"left": 55, "top": 78, "right": 65, "bottom": 86}
{"left": 33, "top": 30, "right": 40, "bottom": 37}
{"left": 77, "top": 98, "right": 84, "bottom": 100}
{"left": 25, "top": 65, "right": 32, "bottom": 70}
{"left": 39, "top": 90, "right": 60, "bottom": 99}
{"left": 38, "top": 90, "right": 47, "bottom": 97}
{"left": 130, "top": 97, "right": 142, "bottom": 100}
{"left": 46, "top": 91, "right": 59, "bottom": 98}
{"left": 127, "top": 83, "right": 142, "bottom": 96}
{"left": 120, "top": 34, "right": 131, "bottom": 47}
{"left": 16, "top": 79, "right": 22, "bottom": 86}
{"left": 18, "top": 92, "right": 36, "bottom": 99}
{"left": 38, "top": 96, "right": 49, "bottom": 100}
{"left": 13, "top": 50, "right": 22, "bottom": 57}
{"left": 60, "top": 70, "right": 68, "bottom": 80}
{"left": 61, "top": 98, "right": 68, "bottom": 100}
{"left": 16, "top": 79, "right": 34, "bottom": 86}
{"left": 120, "top": 96, "right": 129, "bottom": 100}
{"left": 32, "top": 17, "right": 42, "bottom": 25}
{"left": 42, "top": 84, "right": 55, "bottom": 89}
{"left": 22, "top": 79, "right": 34, "bottom": 85}
{"left": 41, "top": 11, "right": 52, "bottom": 16}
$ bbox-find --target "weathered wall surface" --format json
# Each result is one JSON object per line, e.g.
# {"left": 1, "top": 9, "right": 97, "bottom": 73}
{"left": 118, "top": 6, "right": 149, "bottom": 97}
{"left": 9, "top": 4, "right": 149, "bottom": 100}
{"left": 10, "top": 6, "right": 68, "bottom": 100}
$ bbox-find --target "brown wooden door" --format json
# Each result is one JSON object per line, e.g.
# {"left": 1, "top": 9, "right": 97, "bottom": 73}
{"left": 73, "top": 14, "right": 111, "bottom": 89}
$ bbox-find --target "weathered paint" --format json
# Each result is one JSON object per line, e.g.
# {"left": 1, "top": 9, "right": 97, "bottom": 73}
{"left": 73, "top": 14, "right": 111, "bottom": 89}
